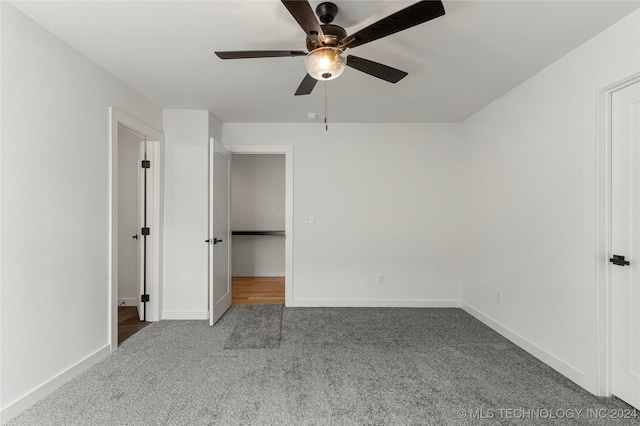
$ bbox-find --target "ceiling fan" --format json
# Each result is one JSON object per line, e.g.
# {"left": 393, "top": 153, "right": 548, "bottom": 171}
{"left": 215, "top": 0, "right": 445, "bottom": 96}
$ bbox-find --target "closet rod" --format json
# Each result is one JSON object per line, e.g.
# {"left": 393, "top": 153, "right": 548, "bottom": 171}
{"left": 231, "top": 231, "right": 285, "bottom": 236}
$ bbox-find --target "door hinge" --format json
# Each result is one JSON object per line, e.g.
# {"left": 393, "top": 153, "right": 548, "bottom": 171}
{"left": 141, "top": 227, "right": 150, "bottom": 236}
{"left": 141, "top": 160, "right": 151, "bottom": 169}
{"left": 610, "top": 254, "right": 630, "bottom": 266}
{"left": 141, "top": 294, "right": 150, "bottom": 303}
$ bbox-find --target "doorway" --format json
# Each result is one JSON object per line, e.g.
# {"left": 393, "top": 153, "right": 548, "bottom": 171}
{"left": 116, "top": 126, "right": 152, "bottom": 344}
{"left": 227, "top": 145, "right": 294, "bottom": 305}
{"left": 109, "top": 108, "right": 164, "bottom": 351}
{"left": 231, "top": 154, "right": 286, "bottom": 305}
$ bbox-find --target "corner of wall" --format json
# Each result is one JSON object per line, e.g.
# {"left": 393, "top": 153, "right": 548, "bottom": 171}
{"left": 461, "top": 302, "right": 588, "bottom": 390}
{"left": 208, "top": 112, "right": 223, "bottom": 142}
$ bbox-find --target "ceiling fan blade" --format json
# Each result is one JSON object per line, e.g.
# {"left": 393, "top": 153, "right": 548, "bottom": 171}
{"left": 346, "top": 55, "right": 408, "bottom": 83}
{"left": 281, "top": 1, "right": 325, "bottom": 43}
{"left": 295, "top": 73, "right": 318, "bottom": 96}
{"left": 342, "top": 1, "right": 445, "bottom": 49}
{"left": 215, "top": 50, "right": 307, "bottom": 60}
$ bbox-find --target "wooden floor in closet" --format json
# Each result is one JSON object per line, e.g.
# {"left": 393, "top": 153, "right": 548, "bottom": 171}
{"left": 118, "top": 306, "right": 151, "bottom": 346}
{"left": 232, "top": 276, "right": 285, "bottom": 305}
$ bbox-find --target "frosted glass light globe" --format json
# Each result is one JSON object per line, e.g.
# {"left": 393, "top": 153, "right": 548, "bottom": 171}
{"left": 305, "top": 47, "right": 346, "bottom": 81}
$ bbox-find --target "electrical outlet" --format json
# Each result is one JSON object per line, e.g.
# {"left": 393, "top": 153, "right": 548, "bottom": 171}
{"left": 376, "top": 274, "right": 384, "bottom": 285}
{"left": 306, "top": 216, "right": 315, "bottom": 224}
{"left": 277, "top": 214, "right": 283, "bottom": 222}
{"left": 496, "top": 291, "right": 502, "bottom": 304}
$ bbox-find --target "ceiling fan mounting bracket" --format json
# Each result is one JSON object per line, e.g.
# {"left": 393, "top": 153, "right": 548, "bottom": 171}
{"left": 316, "top": 2, "right": 339, "bottom": 24}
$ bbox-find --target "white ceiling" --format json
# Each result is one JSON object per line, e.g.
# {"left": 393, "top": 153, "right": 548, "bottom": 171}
{"left": 10, "top": 0, "right": 639, "bottom": 123}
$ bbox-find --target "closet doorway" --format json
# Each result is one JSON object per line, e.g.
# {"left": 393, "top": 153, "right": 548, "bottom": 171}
{"left": 116, "top": 125, "right": 153, "bottom": 344}
{"left": 231, "top": 154, "right": 285, "bottom": 304}
{"left": 228, "top": 146, "right": 293, "bottom": 305}
{"left": 109, "top": 108, "right": 164, "bottom": 351}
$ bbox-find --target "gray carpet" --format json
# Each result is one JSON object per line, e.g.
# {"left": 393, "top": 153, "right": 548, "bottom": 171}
{"left": 224, "top": 304, "right": 283, "bottom": 349}
{"left": 6, "top": 307, "right": 639, "bottom": 426}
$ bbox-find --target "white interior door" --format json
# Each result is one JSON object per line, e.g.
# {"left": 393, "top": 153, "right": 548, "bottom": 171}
{"left": 209, "top": 138, "right": 232, "bottom": 326}
{"left": 611, "top": 80, "right": 640, "bottom": 409}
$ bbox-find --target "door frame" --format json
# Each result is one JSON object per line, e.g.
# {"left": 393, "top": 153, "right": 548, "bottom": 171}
{"left": 595, "top": 72, "right": 640, "bottom": 396}
{"left": 109, "top": 108, "right": 164, "bottom": 351}
{"left": 226, "top": 145, "right": 294, "bottom": 305}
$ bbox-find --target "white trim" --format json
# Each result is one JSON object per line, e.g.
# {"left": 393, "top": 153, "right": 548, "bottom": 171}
{"left": 595, "top": 72, "right": 640, "bottom": 397}
{"left": 117, "top": 297, "right": 138, "bottom": 306}
{"left": 109, "top": 108, "right": 165, "bottom": 352}
{"left": 461, "top": 302, "right": 586, "bottom": 388}
{"left": 0, "top": 345, "right": 110, "bottom": 424}
{"left": 225, "top": 145, "right": 294, "bottom": 306}
{"left": 289, "top": 299, "right": 460, "bottom": 308}
{"left": 163, "top": 311, "right": 209, "bottom": 320}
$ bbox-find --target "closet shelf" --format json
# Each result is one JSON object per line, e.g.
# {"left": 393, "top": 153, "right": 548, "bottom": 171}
{"left": 232, "top": 230, "right": 285, "bottom": 236}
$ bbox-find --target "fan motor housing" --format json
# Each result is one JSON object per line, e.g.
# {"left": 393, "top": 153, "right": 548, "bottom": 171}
{"left": 306, "top": 24, "right": 347, "bottom": 51}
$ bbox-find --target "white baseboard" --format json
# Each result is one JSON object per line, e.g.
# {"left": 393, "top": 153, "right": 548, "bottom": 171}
{"left": 0, "top": 345, "right": 110, "bottom": 424}
{"left": 460, "top": 301, "right": 586, "bottom": 388}
{"left": 162, "top": 311, "right": 209, "bottom": 320}
{"left": 117, "top": 297, "right": 137, "bottom": 306}
{"left": 288, "top": 298, "right": 461, "bottom": 308}
{"left": 232, "top": 271, "right": 285, "bottom": 277}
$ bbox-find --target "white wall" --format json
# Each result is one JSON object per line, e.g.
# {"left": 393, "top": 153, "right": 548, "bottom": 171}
{"left": 231, "top": 154, "right": 285, "bottom": 276}
{"left": 231, "top": 237, "right": 285, "bottom": 276}
{"left": 459, "top": 10, "right": 640, "bottom": 394}
{"left": 162, "top": 110, "right": 221, "bottom": 319}
{"left": 117, "top": 126, "right": 140, "bottom": 305}
{"left": 0, "top": 2, "right": 163, "bottom": 420}
{"left": 223, "top": 123, "right": 464, "bottom": 306}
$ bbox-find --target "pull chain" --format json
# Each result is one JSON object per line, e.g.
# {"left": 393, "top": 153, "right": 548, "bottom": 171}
{"left": 324, "top": 81, "right": 329, "bottom": 131}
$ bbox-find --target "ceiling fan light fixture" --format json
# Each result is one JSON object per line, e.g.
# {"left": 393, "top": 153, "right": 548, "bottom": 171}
{"left": 305, "top": 47, "right": 346, "bottom": 81}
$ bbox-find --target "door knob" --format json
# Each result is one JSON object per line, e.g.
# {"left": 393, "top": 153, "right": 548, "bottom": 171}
{"left": 205, "top": 239, "right": 211, "bottom": 243}
{"left": 610, "top": 255, "right": 630, "bottom": 266}
{"left": 213, "top": 238, "right": 223, "bottom": 245}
